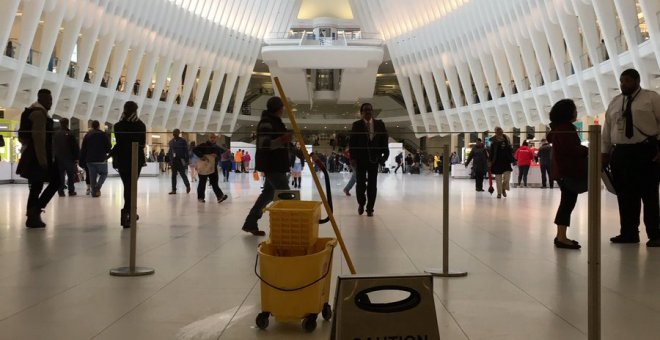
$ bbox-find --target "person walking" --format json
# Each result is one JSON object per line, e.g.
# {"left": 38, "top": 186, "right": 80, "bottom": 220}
{"left": 488, "top": 127, "right": 514, "bottom": 199}
{"left": 16, "top": 89, "right": 60, "bottom": 228}
{"left": 53, "top": 118, "right": 79, "bottom": 197}
{"left": 188, "top": 141, "right": 198, "bottom": 182}
{"left": 405, "top": 153, "right": 413, "bottom": 174}
{"left": 220, "top": 146, "right": 232, "bottom": 182}
{"left": 167, "top": 129, "right": 191, "bottom": 194}
{"left": 343, "top": 146, "right": 356, "bottom": 196}
{"left": 433, "top": 153, "right": 440, "bottom": 173}
{"left": 112, "top": 101, "right": 146, "bottom": 228}
{"left": 515, "top": 141, "right": 534, "bottom": 187}
{"left": 289, "top": 143, "right": 304, "bottom": 188}
{"left": 349, "top": 103, "right": 390, "bottom": 216}
{"left": 157, "top": 149, "right": 166, "bottom": 172}
{"left": 547, "top": 99, "right": 586, "bottom": 249}
{"left": 465, "top": 138, "right": 489, "bottom": 192}
{"left": 80, "top": 120, "right": 111, "bottom": 197}
{"left": 602, "top": 69, "right": 660, "bottom": 247}
{"left": 537, "top": 139, "right": 553, "bottom": 188}
{"left": 242, "top": 96, "right": 292, "bottom": 236}
{"left": 394, "top": 152, "right": 403, "bottom": 174}
{"left": 193, "top": 134, "right": 228, "bottom": 204}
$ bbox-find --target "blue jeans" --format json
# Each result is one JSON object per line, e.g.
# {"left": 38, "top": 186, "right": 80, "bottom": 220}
{"left": 87, "top": 162, "right": 108, "bottom": 190}
{"left": 242, "top": 172, "right": 289, "bottom": 231}
{"left": 344, "top": 166, "right": 356, "bottom": 192}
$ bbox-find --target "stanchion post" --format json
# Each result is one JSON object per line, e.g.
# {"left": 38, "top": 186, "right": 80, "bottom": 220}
{"left": 587, "top": 125, "right": 601, "bottom": 340}
{"left": 426, "top": 144, "right": 467, "bottom": 277}
{"left": 110, "top": 142, "right": 155, "bottom": 277}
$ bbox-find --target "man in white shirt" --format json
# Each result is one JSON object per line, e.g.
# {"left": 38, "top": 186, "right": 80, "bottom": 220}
{"left": 602, "top": 69, "right": 660, "bottom": 247}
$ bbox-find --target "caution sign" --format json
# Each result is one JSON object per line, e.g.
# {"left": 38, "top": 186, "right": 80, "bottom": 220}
{"left": 331, "top": 274, "right": 440, "bottom": 340}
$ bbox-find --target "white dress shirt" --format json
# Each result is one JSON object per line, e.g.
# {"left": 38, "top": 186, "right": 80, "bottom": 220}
{"left": 602, "top": 88, "right": 660, "bottom": 151}
{"left": 364, "top": 119, "right": 374, "bottom": 141}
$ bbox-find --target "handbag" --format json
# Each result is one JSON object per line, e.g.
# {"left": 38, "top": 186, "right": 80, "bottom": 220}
{"left": 561, "top": 158, "right": 588, "bottom": 194}
{"left": 196, "top": 154, "right": 216, "bottom": 175}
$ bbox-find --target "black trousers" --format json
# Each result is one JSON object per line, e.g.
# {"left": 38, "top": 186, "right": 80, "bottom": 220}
{"left": 355, "top": 162, "right": 379, "bottom": 212}
{"left": 57, "top": 160, "right": 77, "bottom": 194}
{"left": 518, "top": 166, "right": 530, "bottom": 185}
{"left": 198, "top": 171, "right": 224, "bottom": 200}
{"left": 611, "top": 143, "right": 660, "bottom": 239}
{"left": 394, "top": 163, "right": 402, "bottom": 173}
{"left": 171, "top": 163, "right": 190, "bottom": 191}
{"left": 474, "top": 169, "right": 486, "bottom": 190}
{"left": 540, "top": 164, "right": 553, "bottom": 188}
{"left": 554, "top": 182, "right": 579, "bottom": 226}
{"left": 27, "top": 162, "right": 60, "bottom": 211}
{"left": 119, "top": 167, "right": 142, "bottom": 211}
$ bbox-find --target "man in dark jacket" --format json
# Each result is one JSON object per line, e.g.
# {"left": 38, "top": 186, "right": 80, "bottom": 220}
{"left": 242, "top": 96, "right": 292, "bottom": 236}
{"left": 167, "top": 128, "right": 190, "bottom": 194}
{"left": 537, "top": 139, "right": 553, "bottom": 188}
{"left": 16, "top": 89, "right": 60, "bottom": 228}
{"left": 465, "top": 138, "right": 489, "bottom": 191}
{"left": 53, "top": 118, "right": 80, "bottom": 197}
{"left": 349, "top": 103, "right": 389, "bottom": 216}
{"left": 80, "top": 120, "right": 111, "bottom": 197}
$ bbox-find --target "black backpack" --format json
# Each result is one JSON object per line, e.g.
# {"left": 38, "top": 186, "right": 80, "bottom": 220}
{"left": 18, "top": 107, "right": 38, "bottom": 144}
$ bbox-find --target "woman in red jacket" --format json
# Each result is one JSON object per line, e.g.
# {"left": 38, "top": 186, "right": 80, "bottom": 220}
{"left": 546, "top": 99, "right": 588, "bottom": 249}
{"left": 515, "top": 141, "right": 534, "bottom": 187}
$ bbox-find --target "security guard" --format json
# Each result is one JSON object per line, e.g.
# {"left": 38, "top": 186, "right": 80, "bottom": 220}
{"left": 602, "top": 69, "right": 660, "bottom": 247}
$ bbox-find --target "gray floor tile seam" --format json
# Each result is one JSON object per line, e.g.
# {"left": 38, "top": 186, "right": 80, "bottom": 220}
{"left": 448, "top": 244, "right": 588, "bottom": 336}
{"left": 378, "top": 214, "right": 473, "bottom": 340}
{"left": 89, "top": 227, "right": 249, "bottom": 340}
{"left": 0, "top": 223, "right": 241, "bottom": 324}
{"left": 214, "top": 279, "right": 262, "bottom": 340}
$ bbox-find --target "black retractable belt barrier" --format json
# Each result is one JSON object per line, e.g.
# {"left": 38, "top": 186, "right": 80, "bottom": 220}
{"left": 331, "top": 274, "right": 440, "bottom": 340}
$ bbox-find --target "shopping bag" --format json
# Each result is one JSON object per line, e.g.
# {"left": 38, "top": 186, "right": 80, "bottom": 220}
{"left": 601, "top": 166, "right": 616, "bottom": 195}
{"left": 252, "top": 171, "right": 260, "bottom": 181}
{"left": 196, "top": 154, "right": 217, "bottom": 175}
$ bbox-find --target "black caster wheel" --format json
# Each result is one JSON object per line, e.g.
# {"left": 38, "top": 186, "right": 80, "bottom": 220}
{"left": 256, "top": 312, "right": 270, "bottom": 330}
{"left": 321, "top": 303, "right": 332, "bottom": 321}
{"left": 302, "top": 314, "right": 317, "bottom": 332}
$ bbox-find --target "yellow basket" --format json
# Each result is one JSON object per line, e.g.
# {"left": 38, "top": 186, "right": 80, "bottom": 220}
{"left": 266, "top": 200, "right": 322, "bottom": 250}
{"left": 256, "top": 238, "right": 336, "bottom": 322}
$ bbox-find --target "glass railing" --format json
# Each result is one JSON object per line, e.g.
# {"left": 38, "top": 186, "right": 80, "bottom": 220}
{"left": 564, "top": 60, "right": 574, "bottom": 75}
{"left": 596, "top": 44, "right": 609, "bottom": 62}
{"left": 535, "top": 73, "right": 544, "bottom": 86}
{"left": 579, "top": 53, "right": 592, "bottom": 69}
{"left": 614, "top": 34, "right": 628, "bottom": 53}
{"left": 67, "top": 62, "right": 78, "bottom": 78}
{"left": 5, "top": 39, "right": 18, "bottom": 58}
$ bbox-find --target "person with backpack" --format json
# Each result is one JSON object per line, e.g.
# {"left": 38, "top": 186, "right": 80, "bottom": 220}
{"left": 394, "top": 152, "right": 403, "bottom": 174}
{"left": 16, "top": 89, "right": 60, "bottom": 228}
{"left": 488, "top": 127, "right": 514, "bottom": 199}
{"left": 53, "top": 118, "right": 80, "bottom": 197}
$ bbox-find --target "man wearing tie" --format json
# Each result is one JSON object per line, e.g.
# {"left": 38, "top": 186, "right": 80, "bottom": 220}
{"left": 349, "top": 103, "right": 390, "bottom": 216}
{"left": 602, "top": 69, "right": 660, "bottom": 247}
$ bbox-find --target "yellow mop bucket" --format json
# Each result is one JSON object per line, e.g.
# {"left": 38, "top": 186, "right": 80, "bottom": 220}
{"left": 255, "top": 238, "right": 337, "bottom": 332}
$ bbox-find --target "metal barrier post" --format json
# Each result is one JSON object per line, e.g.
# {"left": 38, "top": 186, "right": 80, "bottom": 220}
{"left": 587, "top": 125, "right": 601, "bottom": 339}
{"left": 426, "top": 144, "right": 467, "bottom": 277}
{"left": 110, "top": 142, "right": 155, "bottom": 277}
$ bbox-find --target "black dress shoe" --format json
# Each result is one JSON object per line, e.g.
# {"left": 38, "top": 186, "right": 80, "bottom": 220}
{"left": 610, "top": 235, "right": 640, "bottom": 244}
{"left": 358, "top": 206, "right": 364, "bottom": 215}
{"left": 367, "top": 211, "right": 374, "bottom": 217}
{"left": 554, "top": 238, "right": 581, "bottom": 249}
{"left": 646, "top": 239, "right": 660, "bottom": 247}
{"left": 242, "top": 227, "right": 266, "bottom": 236}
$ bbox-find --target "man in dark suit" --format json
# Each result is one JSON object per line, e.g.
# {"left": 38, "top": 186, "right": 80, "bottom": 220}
{"left": 349, "top": 103, "right": 389, "bottom": 216}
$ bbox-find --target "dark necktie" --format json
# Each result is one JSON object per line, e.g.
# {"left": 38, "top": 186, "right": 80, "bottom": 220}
{"left": 624, "top": 95, "right": 634, "bottom": 138}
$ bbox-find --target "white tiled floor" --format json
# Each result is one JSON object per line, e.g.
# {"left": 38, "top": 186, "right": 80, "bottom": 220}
{"left": 0, "top": 170, "right": 659, "bottom": 340}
